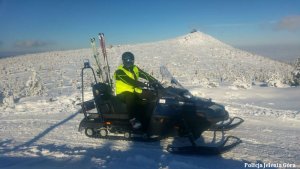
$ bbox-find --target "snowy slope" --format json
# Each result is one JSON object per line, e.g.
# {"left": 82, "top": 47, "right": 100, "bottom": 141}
{"left": 108, "top": 32, "right": 294, "bottom": 88}
{"left": 0, "top": 32, "right": 299, "bottom": 169}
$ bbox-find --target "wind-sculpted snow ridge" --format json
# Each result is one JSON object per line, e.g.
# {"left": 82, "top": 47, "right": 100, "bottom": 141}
{"left": 0, "top": 49, "right": 91, "bottom": 104}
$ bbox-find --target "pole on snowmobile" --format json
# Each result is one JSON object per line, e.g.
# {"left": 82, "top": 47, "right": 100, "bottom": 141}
{"left": 81, "top": 59, "right": 98, "bottom": 118}
{"left": 98, "top": 33, "right": 112, "bottom": 88}
{"left": 90, "top": 38, "right": 104, "bottom": 82}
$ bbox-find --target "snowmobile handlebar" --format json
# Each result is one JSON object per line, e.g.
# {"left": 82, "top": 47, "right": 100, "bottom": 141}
{"left": 143, "top": 81, "right": 163, "bottom": 91}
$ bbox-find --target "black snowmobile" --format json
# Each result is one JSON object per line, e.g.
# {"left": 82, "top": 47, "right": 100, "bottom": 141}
{"left": 78, "top": 60, "right": 244, "bottom": 155}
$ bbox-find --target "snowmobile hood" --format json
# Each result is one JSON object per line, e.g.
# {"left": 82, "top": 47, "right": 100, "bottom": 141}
{"left": 155, "top": 65, "right": 229, "bottom": 123}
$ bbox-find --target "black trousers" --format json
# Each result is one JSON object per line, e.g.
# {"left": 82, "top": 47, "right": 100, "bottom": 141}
{"left": 117, "top": 90, "right": 156, "bottom": 126}
{"left": 117, "top": 91, "right": 140, "bottom": 120}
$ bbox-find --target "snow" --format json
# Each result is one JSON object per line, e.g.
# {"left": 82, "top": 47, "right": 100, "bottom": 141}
{"left": 0, "top": 32, "right": 299, "bottom": 169}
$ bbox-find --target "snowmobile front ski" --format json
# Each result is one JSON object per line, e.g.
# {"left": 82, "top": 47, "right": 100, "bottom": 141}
{"left": 166, "top": 136, "right": 242, "bottom": 155}
{"left": 209, "top": 117, "right": 244, "bottom": 131}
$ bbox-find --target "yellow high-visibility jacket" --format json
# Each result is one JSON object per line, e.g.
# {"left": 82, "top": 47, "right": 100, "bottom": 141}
{"left": 114, "top": 65, "right": 156, "bottom": 95}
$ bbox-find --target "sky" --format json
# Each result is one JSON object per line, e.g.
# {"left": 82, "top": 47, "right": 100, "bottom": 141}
{"left": 0, "top": 0, "right": 300, "bottom": 61}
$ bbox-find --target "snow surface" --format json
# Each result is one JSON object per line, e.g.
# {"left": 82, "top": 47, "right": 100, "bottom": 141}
{"left": 0, "top": 32, "right": 299, "bottom": 169}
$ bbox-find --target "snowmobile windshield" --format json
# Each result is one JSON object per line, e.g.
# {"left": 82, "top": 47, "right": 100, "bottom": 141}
{"left": 159, "top": 65, "right": 185, "bottom": 89}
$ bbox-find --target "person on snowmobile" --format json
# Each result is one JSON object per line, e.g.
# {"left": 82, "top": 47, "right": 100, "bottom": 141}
{"left": 114, "top": 52, "right": 158, "bottom": 129}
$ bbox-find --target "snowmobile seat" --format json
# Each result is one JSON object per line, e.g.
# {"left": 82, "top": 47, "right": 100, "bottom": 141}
{"left": 99, "top": 96, "right": 129, "bottom": 120}
{"left": 92, "top": 83, "right": 129, "bottom": 120}
{"left": 92, "top": 82, "right": 112, "bottom": 100}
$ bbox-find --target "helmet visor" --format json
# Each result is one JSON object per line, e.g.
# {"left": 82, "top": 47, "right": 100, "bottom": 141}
{"left": 123, "top": 58, "right": 134, "bottom": 68}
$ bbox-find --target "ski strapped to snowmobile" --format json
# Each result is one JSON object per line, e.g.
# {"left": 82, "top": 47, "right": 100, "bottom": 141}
{"left": 98, "top": 33, "right": 112, "bottom": 87}
{"left": 78, "top": 34, "right": 244, "bottom": 155}
{"left": 89, "top": 33, "right": 112, "bottom": 87}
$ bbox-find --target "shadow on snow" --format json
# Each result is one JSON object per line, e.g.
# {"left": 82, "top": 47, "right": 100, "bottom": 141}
{"left": 0, "top": 109, "right": 274, "bottom": 169}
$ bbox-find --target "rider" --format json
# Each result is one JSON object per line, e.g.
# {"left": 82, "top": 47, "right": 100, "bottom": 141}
{"left": 114, "top": 52, "right": 157, "bottom": 129}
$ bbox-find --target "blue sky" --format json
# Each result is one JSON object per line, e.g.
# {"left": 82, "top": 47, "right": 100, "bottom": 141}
{"left": 0, "top": 0, "right": 300, "bottom": 61}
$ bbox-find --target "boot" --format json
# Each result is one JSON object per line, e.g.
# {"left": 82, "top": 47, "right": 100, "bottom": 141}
{"left": 130, "top": 118, "right": 141, "bottom": 129}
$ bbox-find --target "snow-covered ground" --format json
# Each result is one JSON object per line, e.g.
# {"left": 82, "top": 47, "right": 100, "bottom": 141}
{"left": 0, "top": 32, "right": 299, "bottom": 169}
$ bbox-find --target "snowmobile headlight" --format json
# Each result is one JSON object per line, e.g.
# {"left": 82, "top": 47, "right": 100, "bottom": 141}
{"left": 159, "top": 99, "right": 166, "bottom": 104}
{"left": 183, "top": 92, "right": 193, "bottom": 99}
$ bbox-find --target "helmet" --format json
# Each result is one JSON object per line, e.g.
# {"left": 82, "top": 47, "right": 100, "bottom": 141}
{"left": 122, "top": 52, "right": 134, "bottom": 68}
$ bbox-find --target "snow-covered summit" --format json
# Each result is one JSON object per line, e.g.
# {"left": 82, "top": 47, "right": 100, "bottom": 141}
{"left": 172, "top": 31, "right": 228, "bottom": 47}
{"left": 116, "top": 31, "right": 294, "bottom": 88}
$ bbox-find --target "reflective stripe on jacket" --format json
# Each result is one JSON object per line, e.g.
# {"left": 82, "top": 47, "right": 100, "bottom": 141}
{"left": 114, "top": 65, "right": 142, "bottom": 95}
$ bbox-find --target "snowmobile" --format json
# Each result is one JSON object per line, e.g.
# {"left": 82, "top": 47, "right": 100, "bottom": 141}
{"left": 78, "top": 60, "right": 244, "bottom": 155}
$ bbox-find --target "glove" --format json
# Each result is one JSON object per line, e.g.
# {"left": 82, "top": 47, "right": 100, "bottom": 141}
{"left": 142, "top": 82, "right": 154, "bottom": 89}
{"left": 149, "top": 81, "right": 160, "bottom": 88}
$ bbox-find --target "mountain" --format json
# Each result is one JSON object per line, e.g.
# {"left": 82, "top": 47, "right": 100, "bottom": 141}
{"left": 0, "top": 31, "right": 295, "bottom": 101}
{"left": 0, "top": 32, "right": 299, "bottom": 169}
{"left": 108, "top": 31, "right": 294, "bottom": 88}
